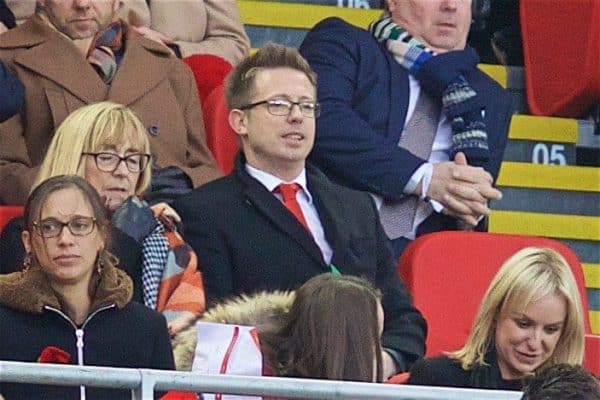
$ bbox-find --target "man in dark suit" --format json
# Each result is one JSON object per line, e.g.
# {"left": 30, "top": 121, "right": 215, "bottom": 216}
{"left": 299, "top": 0, "right": 513, "bottom": 259}
{"left": 173, "top": 43, "right": 426, "bottom": 378}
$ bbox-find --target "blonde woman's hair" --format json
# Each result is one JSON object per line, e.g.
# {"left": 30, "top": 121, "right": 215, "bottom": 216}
{"left": 33, "top": 102, "right": 151, "bottom": 195}
{"left": 449, "top": 247, "right": 585, "bottom": 371}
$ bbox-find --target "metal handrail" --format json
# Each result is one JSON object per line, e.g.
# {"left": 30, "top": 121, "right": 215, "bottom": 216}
{"left": 0, "top": 361, "right": 523, "bottom": 400}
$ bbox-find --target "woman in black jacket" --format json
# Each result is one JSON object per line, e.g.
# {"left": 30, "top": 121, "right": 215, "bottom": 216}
{"left": 408, "top": 247, "right": 585, "bottom": 390}
{"left": 0, "top": 175, "right": 174, "bottom": 399}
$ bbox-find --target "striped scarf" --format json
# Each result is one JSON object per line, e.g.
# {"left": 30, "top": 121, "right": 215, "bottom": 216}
{"left": 87, "top": 22, "right": 123, "bottom": 84}
{"left": 370, "top": 16, "right": 490, "bottom": 163}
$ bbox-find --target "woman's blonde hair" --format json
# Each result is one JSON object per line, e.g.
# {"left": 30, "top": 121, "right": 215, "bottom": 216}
{"left": 32, "top": 102, "right": 151, "bottom": 195}
{"left": 450, "top": 247, "right": 585, "bottom": 371}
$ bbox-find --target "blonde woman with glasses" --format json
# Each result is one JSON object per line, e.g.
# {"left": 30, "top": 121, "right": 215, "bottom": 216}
{"left": 0, "top": 102, "right": 204, "bottom": 335}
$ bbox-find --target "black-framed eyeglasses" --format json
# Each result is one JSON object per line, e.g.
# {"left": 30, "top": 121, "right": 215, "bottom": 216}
{"left": 82, "top": 152, "right": 151, "bottom": 173}
{"left": 33, "top": 216, "right": 97, "bottom": 238}
{"left": 239, "top": 99, "right": 321, "bottom": 118}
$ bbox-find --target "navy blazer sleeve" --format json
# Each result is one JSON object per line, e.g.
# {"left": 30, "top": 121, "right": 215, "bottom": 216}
{"left": 0, "top": 60, "right": 24, "bottom": 123}
{"left": 300, "top": 18, "right": 425, "bottom": 201}
{"left": 299, "top": 18, "right": 513, "bottom": 199}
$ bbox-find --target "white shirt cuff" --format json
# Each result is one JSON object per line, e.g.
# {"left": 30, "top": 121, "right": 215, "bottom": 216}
{"left": 404, "top": 163, "right": 432, "bottom": 197}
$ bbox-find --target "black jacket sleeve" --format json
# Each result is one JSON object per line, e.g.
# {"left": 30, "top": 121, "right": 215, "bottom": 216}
{"left": 0, "top": 217, "right": 25, "bottom": 274}
{"left": 371, "top": 200, "right": 427, "bottom": 371}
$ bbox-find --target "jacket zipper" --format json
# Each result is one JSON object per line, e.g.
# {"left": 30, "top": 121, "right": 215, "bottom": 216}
{"left": 44, "top": 304, "right": 116, "bottom": 400}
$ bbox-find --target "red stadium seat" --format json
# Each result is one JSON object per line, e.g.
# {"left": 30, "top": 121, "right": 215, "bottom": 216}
{"left": 584, "top": 334, "right": 600, "bottom": 376}
{"left": 183, "top": 54, "right": 238, "bottom": 173}
{"left": 520, "top": 0, "right": 600, "bottom": 117}
{"left": 201, "top": 84, "right": 239, "bottom": 174}
{"left": 184, "top": 54, "right": 232, "bottom": 106}
{"left": 397, "top": 231, "right": 598, "bottom": 375}
{"left": 0, "top": 206, "right": 23, "bottom": 234}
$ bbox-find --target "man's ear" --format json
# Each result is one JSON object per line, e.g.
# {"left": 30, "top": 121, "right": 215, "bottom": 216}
{"left": 21, "top": 230, "right": 32, "bottom": 254}
{"left": 228, "top": 109, "right": 248, "bottom": 139}
{"left": 385, "top": 0, "right": 397, "bottom": 13}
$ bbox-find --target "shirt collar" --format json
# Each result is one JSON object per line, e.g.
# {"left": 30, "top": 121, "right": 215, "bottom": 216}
{"left": 245, "top": 163, "right": 313, "bottom": 204}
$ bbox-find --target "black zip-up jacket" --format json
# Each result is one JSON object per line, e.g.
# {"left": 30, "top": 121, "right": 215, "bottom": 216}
{"left": 0, "top": 255, "right": 174, "bottom": 399}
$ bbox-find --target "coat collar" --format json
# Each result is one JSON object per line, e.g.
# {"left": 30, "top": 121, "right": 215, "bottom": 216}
{"left": 1, "top": 15, "right": 174, "bottom": 106}
{"left": 0, "top": 250, "right": 133, "bottom": 315}
{"left": 232, "top": 153, "right": 353, "bottom": 269}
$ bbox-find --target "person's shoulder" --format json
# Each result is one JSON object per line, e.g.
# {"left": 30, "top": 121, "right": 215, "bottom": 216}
{"left": 0, "top": 16, "right": 49, "bottom": 50}
{"left": 173, "top": 174, "right": 238, "bottom": 211}
{"left": 408, "top": 355, "right": 470, "bottom": 386}
{"left": 302, "top": 16, "right": 376, "bottom": 47}
{"left": 308, "top": 165, "right": 375, "bottom": 207}
{"left": 124, "top": 25, "right": 188, "bottom": 71}
{"left": 120, "top": 301, "right": 166, "bottom": 325}
{"left": 469, "top": 67, "right": 511, "bottom": 97}
{"left": 311, "top": 17, "right": 362, "bottom": 34}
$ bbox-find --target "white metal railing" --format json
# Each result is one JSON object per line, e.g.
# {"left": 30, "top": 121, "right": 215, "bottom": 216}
{"left": 0, "top": 361, "right": 524, "bottom": 400}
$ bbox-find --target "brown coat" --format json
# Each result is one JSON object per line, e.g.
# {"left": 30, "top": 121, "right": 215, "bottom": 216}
{"left": 121, "top": 0, "right": 250, "bottom": 64}
{"left": 0, "top": 15, "right": 222, "bottom": 205}
{"left": 7, "top": 0, "right": 250, "bottom": 64}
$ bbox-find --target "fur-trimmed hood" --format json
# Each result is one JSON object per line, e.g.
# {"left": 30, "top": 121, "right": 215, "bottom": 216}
{"left": 172, "top": 291, "right": 295, "bottom": 371}
{"left": 0, "top": 250, "right": 133, "bottom": 315}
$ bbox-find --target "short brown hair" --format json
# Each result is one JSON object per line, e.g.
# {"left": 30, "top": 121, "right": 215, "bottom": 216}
{"left": 260, "top": 273, "right": 383, "bottom": 382}
{"left": 25, "top": 175, "right": 109, "bottom": 237}
{"left": 522, "top": 364, "right": 600, "bottom": 400}
{"left": 225, "top": 42, "right": 317, "bottom": 110}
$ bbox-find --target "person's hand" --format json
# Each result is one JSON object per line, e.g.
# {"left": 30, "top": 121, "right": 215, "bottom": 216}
{"left": 102, "top": 193, "right": 128, "bottom": 215}
{"left": 167, "top": 312, "right": 197, "bottom": 337}
{"left": 426, "top": 153, "right": 501, "bottom": 226}
{"left": 0, "top": 22, "right": 8, "bottom": 35}
{"left": 150, "top": 202, "right": 182, "bottom": 230}
{"left": 131, "top": 26, "right": 175, "bottom": 52}
{"left": 381, "top": 350, "right": 399, "bottom": 380}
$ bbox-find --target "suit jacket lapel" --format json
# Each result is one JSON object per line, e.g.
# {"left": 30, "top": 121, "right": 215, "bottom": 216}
{"left": 305, "top": 165, "right": 350, "bottom": 270}
{"left": 12, "top": 15, "right": 106, "bottom": 103}
{"left": 108, "top": 29, "right": 172, "bottom": 106}
{"left": 385, "top": 49, "right": 409, "bottom": 138}
{"left": 234, "top": 156, "right": 325, "bottom": 266}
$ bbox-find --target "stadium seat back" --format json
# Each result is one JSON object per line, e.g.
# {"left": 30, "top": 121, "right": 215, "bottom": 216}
{"left": 201, "top": 84, "right": 239, "bottom": 174}
{"left": 520, "top": 0, "right": 600, "bottom": 117}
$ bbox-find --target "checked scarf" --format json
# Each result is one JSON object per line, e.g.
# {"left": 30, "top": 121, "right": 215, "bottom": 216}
{"left": 87, "top": 22, "right": 123, "bottom": 84}
{"left": 370, "top": 16, "right": 490, "bottom": 164}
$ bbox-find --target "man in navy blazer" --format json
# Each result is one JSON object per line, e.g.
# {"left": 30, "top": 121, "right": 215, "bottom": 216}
{"left": 173, "top": 43, "right": 426, "bottom": 377}
{"left": 299, "top": 0, "right": 513, "bottom": 258}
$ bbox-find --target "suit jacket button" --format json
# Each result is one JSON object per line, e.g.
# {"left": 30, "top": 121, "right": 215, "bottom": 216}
{"left": 148, "top": 125, "right": 159, "bottom": 136}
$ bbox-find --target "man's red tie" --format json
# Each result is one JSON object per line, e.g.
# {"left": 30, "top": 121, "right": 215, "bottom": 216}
{"left": 274, "top": 183, "right": 310, "bottom": 232}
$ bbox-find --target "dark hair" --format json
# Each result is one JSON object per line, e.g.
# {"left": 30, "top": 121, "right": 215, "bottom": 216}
{"left": 261, "top": 273, "right": 383, "bottom": 382}
{"left": 25, "top": 174, "right": 108, "bottom": 235}
{"left": 522, "top": 364, "right": 600, "bottom": 400}
{"left": 225, "top": 42, "right": 317, "bottom": 110}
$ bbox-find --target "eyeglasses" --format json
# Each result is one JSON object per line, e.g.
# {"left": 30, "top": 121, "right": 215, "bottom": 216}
{"left": 239, "top": 99, "right": 321, "bottom": 118}
{"left": 82, "top": 152, "right": 151, "bottom": 173}
{"left": 33, "top": 216, "right": 97, "bottom": 238}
